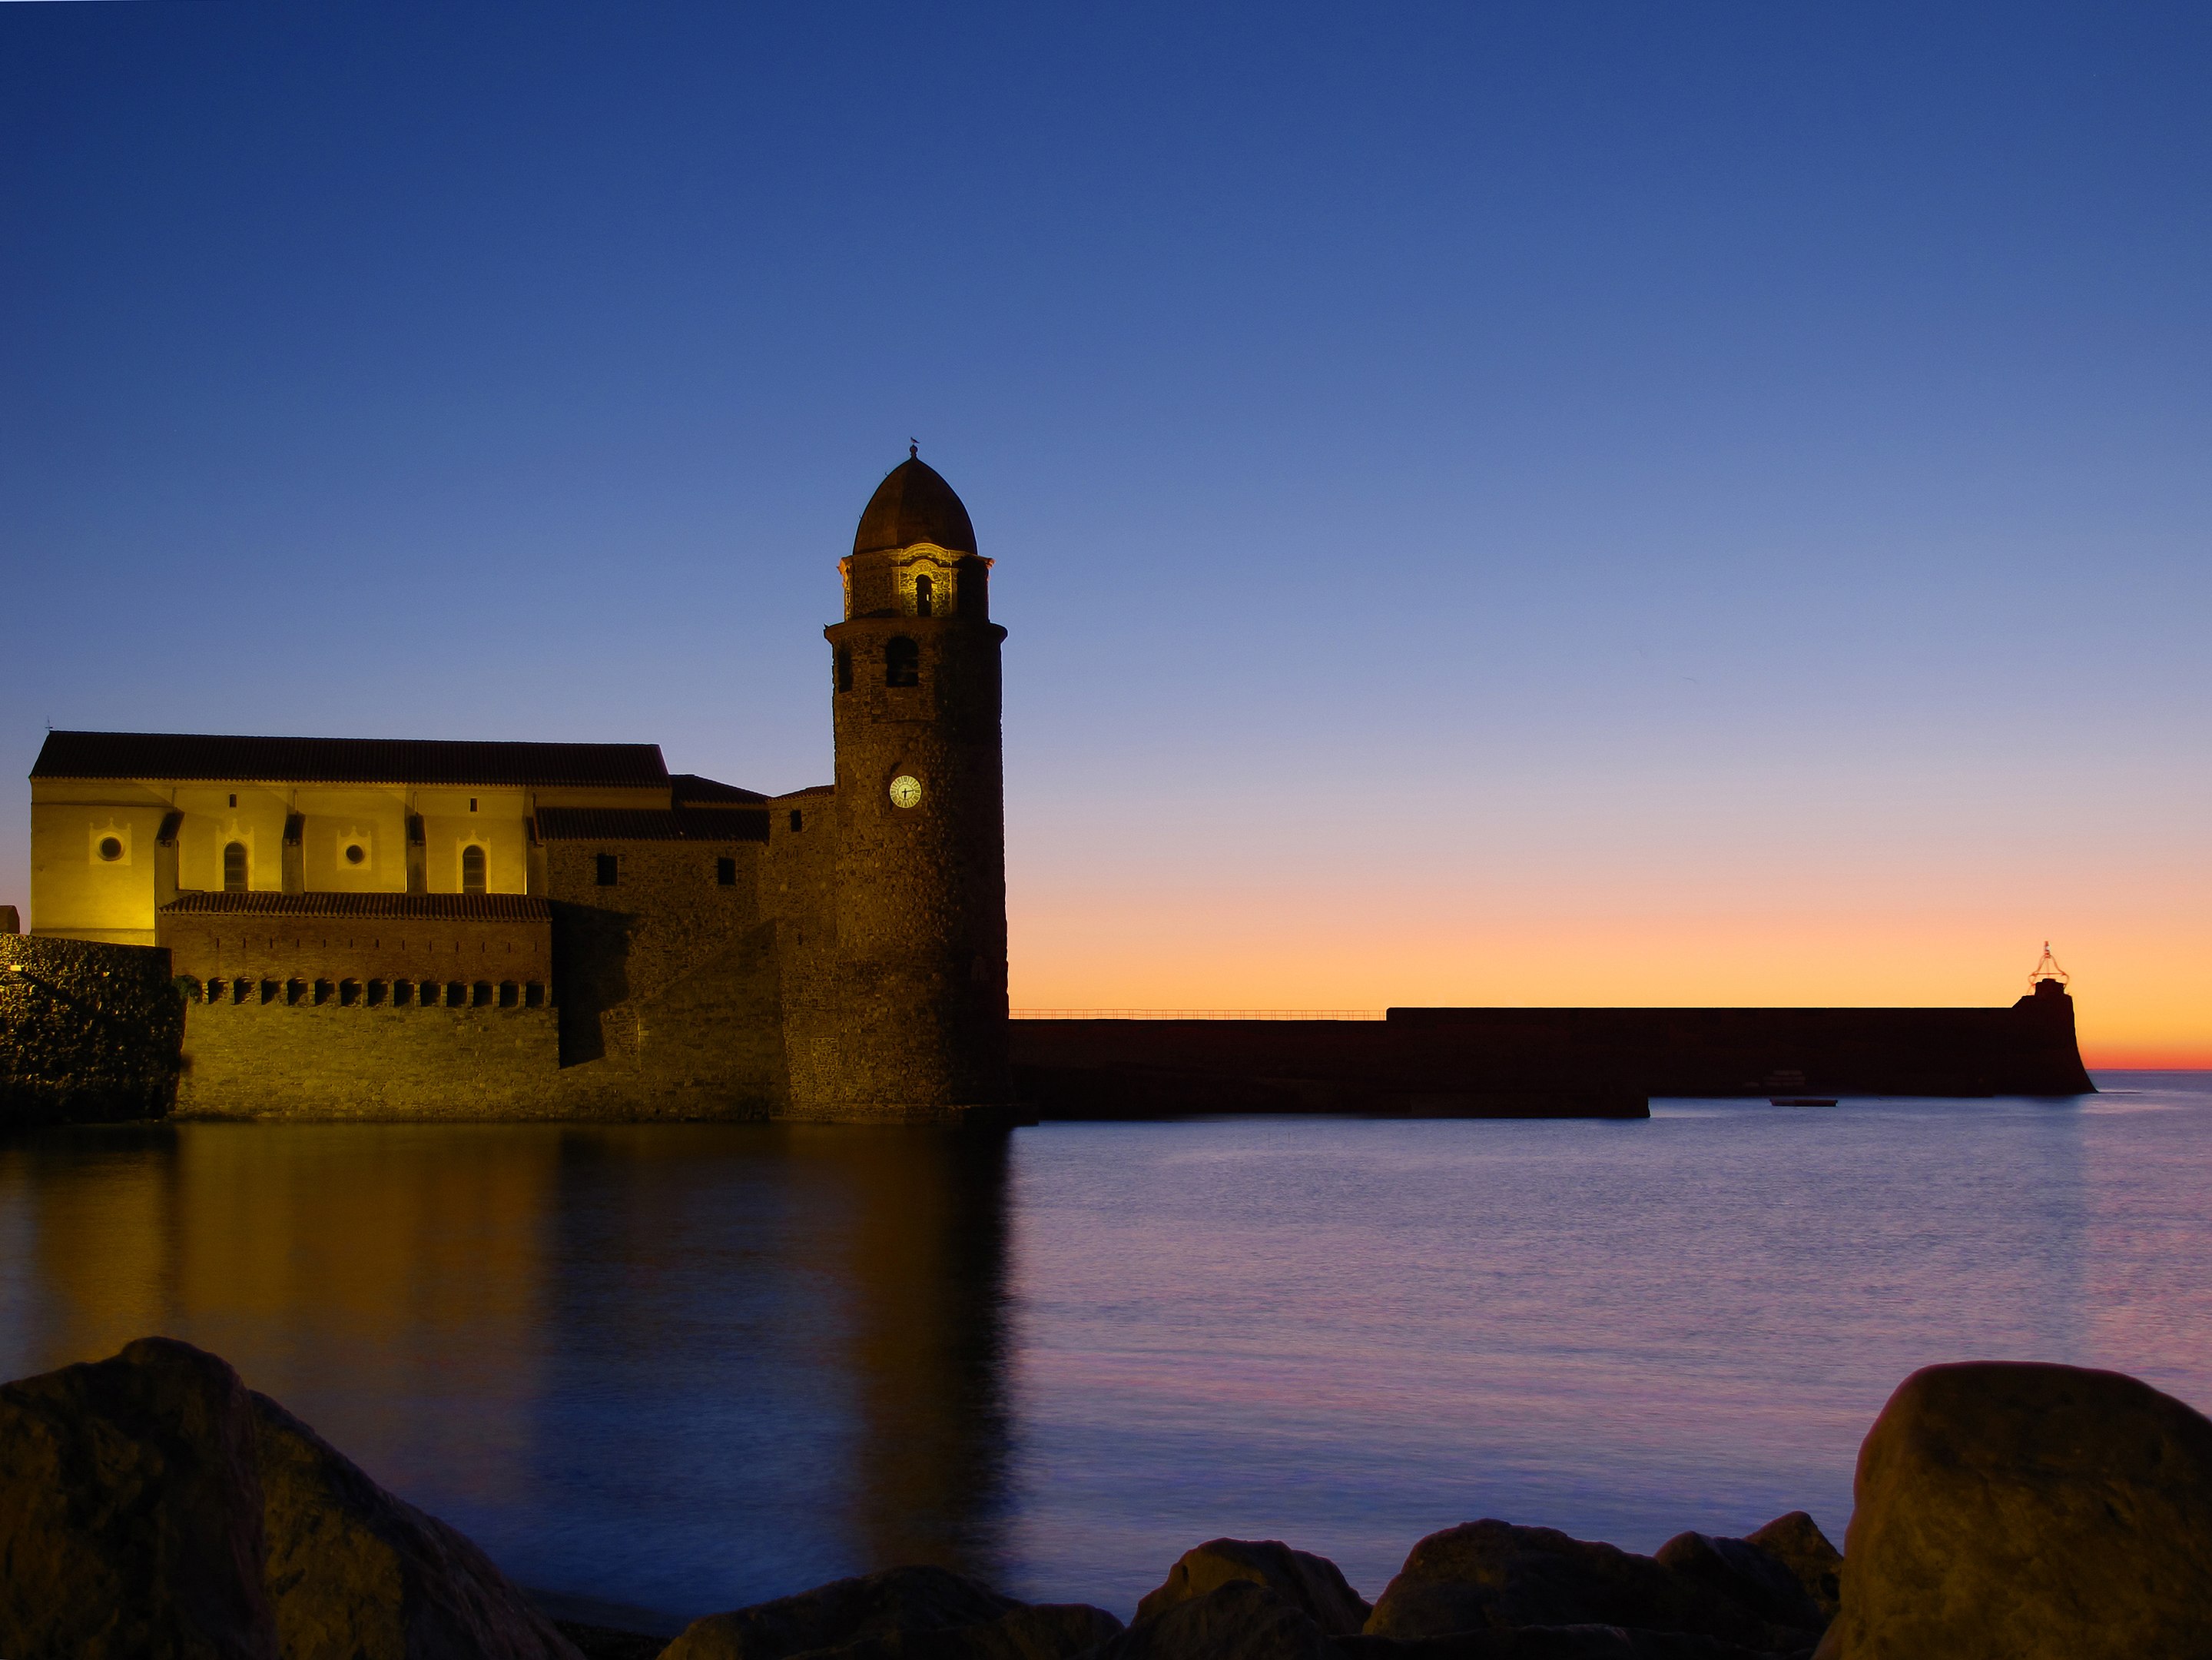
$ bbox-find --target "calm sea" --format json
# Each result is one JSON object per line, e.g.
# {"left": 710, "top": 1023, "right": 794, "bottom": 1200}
{"left": 3, "top": 1075, "right": 2208, "bottom": 1631}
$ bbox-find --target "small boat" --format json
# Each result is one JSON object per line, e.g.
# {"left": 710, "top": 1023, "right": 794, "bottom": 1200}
{"left": 1770, "top": 1096, "right": 1839, "bottom": 1107}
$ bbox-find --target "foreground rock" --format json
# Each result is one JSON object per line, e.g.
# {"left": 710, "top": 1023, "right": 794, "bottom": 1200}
{"left": 1135, "top": 1539, "right": 1371, "bottom": 1638}
{"left": 1365, "top": 1518, "right": 1824, "bottom": 1654}
{"left": 662, "top": 1565, "right": 1121, "bottom": 1660}
{"left": 0, "top": 1336, "right": 275, "bottom": 1660}
{"left": 1650, "top": 1529, "right": 1822, "bottom": 1635}
{"left": 253, "top": 1389, "right": 580, "bottom": 1660}
{"left": 1096, "top": 1580, "right": 1335, "bottom": 1660}
{"left": 0, "top": 1336, "right": 579, "bottom": 1660}
{"left": 1347, "top": 1630, "right": 1789, "bottom": 1658}
{"left": 1826, "top": 1360, "right": 2212, "bottom": 1658}
{"left": 1735, "top": 1516, "right": 1837, "bottom": 1625}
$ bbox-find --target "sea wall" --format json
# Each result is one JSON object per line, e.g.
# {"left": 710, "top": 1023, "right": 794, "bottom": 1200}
{"left": 1009, "top": 987, "right": 2094, "bottom": 1117}
{"left": 174, "top": 996, "right": 562, "bottom": 1117}
{"left": 0, "top": 935, "right": 184, "bottom": 1127}
{"left": 171, "top": 921, "right": 791, "bottom": 1120}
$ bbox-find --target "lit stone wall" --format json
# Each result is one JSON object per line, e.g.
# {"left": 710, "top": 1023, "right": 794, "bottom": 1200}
{"left": 539, "top": 828, "right": 792, "bottom": 1114}
{"left": 26, "top": 781, "right": 175, "bottom": 944}
{"left": 174, "top": 1000, "right": 562, "bottom": 1117}
{"left": 158, "top": 905, "right": 552, "bottom": 998}
{"left": 0, "top": 935, "right": 184, "bottom": 1125}
{"left": 30, "top": 773, "right": 675, "bottom": 945}
{"left": 812, "top": 566, "right": 1011, "bottom": 1120}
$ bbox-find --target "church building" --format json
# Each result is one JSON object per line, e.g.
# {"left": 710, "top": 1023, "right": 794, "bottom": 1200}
{"left": 25, "top": 454, "right": 1012, "bottom": 1122}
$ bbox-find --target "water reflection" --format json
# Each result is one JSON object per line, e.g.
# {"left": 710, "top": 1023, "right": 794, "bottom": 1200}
{"left": 3, "top": 1084, "right": 2210, "bottom": 1626}
{"left": 0, "top": 1123, "right": 1013, "bottom": 1625}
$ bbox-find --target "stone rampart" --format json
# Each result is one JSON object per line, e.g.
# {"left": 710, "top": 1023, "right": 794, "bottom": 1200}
{"left": 158, "top": 891, "right": 552, "bottom": 1003}
{"left": 175, "top": 998, "right": 560, "bottom": 1117}
{"left": 0, "top": 935, "right": 184, "bottom": 1127}
{"left": 171, "top": 922, "right": 791, "bottom": 1121}
{"left": 1009, "top": 987, "right": 2096, "bottom": 1117}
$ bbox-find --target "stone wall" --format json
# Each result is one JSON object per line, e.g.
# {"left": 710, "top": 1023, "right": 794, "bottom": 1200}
{"left": 174, "top": 998, "right": 560, "bottom": 1117}
{"left": 1009, "top": 988, "right": 2098, "bottom": 1117}
{"left": 764, "top": 789, "right": 846, "bottom": 1117}
{"left": 542, "top": 835, "right": 767, "bottom": 1070}
{"left": 171, "top": 832, "right": 797, "bottom": 1120}
{"left": 814, "top": 600, "right": 1010, "bottom": 1119}
{"left": 158, "top": 897, "right": 552, "bottom": 1001}
{"left": 0, "top": 935, "right": 184, "bottom": 1127}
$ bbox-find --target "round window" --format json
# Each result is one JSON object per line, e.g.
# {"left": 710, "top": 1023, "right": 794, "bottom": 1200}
{"left": 344, "top": 843, "right": 366, "bottom": 865}
{"left": 97, "top": 836, "right": 124, "bottom": 862}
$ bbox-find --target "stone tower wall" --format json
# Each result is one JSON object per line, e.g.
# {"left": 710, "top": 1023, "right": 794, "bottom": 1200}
{"left": 795, "top": 546, "right": 1010, "bottom": 1120}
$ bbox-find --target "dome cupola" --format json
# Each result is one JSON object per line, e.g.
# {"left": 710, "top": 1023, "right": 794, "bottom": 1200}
{"left": 852, "top": 448, "right": 977, "bottom": 556}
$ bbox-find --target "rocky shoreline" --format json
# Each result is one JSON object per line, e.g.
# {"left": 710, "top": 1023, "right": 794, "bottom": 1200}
{"left": 3, "top": 1339, "right": 2209, "bottom": 1658}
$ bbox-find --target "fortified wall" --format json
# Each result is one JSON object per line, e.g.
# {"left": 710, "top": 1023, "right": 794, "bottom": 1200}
{"left": 163, "top": 804, "right": 804, "bottom": 1120}
{"left": 1009, "top": 979, "right": 2095, "bottom": 1117}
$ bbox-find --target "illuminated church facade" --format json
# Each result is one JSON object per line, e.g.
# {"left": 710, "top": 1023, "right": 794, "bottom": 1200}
{"left": 25, "top": 454, "right": 1013, "bottom": 1122}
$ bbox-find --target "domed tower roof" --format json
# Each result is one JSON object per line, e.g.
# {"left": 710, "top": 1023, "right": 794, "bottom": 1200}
{"left": 852, "top": 450, "right": 977, "bottom": 557}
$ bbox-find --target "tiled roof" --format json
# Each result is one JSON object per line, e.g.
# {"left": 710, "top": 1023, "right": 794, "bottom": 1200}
{"left": 160, "top": 891, "right": 551, "bottom": 921}
{"left": 535, "top": 808, "right": 768, "bottom": 843}
{"left": 670, "top": 772, "right": 768, "bottom": 805}
{"left": 32, "top": 731, "right": 668, "bottom": 788}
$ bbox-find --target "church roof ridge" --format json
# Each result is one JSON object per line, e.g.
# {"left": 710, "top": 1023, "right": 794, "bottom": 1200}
{"left": 670, "top": 772, "right": 768, "bottom": 805}
{"left": 32, "top": 731, "right": 669, "bottom": 788}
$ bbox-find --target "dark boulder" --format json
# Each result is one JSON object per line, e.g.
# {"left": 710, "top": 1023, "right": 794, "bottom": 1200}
{"left": 251, "top": 1389, "right": 582, "bottom": 1660}
{"left": 662, "top": 1566, "right": 1023, "bottom": 1660}
{"left": 786, "top": 1602, "right": 1125, "bottom": 1660}
{"left": 1092, "top": 1580, "right": 1336, "bottom": 1660}
{"left": 0, "top": 1335, "right": 582, "bottom": 1660}
{"left": 555, "top": 1623, "right": 675, "bottom": 1660}
{"left": 1363, "top": 1521, "right": 1813, "bottom": 1651}
{"left": 0, "top": 1336, "right": 277, "bottom": 1660}
{"left": 1135, "top": 1539, "right": 1371, "bottom": 1637}
{"left": 1650, "top": 1530, "right": 1821, "bottom": 1632}
{"left": 1739, "top": 1515, "right": 1838, "bottom": 1625}
{"left": 1828, "top": 1360, "right": 2212, "bottom": 1658}
{"left": 1345, "top": 1628, "right": 1795, "bottom": 1658}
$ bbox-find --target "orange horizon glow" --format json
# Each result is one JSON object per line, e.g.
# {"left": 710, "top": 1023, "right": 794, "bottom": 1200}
{"left": 1007, "top": 898, "right": 2212, "bottom": 1071}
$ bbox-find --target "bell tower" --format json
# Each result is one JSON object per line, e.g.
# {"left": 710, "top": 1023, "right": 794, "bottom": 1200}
{"left": 805, "top": 449, "right": 1010, "bottom": 1119}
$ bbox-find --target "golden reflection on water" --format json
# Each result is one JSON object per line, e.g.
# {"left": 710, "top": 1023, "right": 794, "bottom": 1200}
{"left": 0, "top": 1121, "right": 1013, "bottom": 1609}
{"left": 8, "top": 1086, "right": 2211, "bottom": 1625}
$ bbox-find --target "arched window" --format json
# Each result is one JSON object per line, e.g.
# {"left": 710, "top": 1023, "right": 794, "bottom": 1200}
{"left": 914, "top": 575, "right": 934, "bottom": 617}
{"left": 223, "top": 842, "right": 248, "bottom": 892}
{"left": 834, "top": 646, "right": 853, "bottom": 693}
{"left": 462, "top": 844, "right": 486, "bottom": 894}
{"left": 885, "top": 636, "right": 920, "bottom": 687}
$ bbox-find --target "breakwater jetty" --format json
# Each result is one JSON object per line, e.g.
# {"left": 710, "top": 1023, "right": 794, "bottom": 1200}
{"left": 1010, "top": 980, "right": 2094, "bottom": 1119}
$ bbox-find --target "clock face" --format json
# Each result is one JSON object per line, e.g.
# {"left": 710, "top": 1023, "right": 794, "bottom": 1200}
{"left": 888, "top": 774, "right": 923, "bottom": 809}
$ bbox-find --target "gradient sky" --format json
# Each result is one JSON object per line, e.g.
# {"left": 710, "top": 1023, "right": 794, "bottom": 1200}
{"left": 5, "top": 3, "right": 2207, "bottom": 1063}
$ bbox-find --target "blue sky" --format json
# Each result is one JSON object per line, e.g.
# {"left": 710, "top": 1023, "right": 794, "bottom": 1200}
{"left": 5, "top": 2, "right": 2207, "bottom": 1051}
